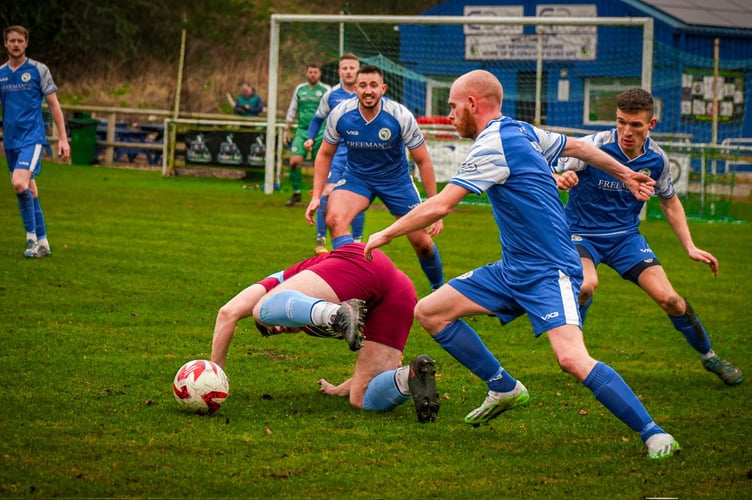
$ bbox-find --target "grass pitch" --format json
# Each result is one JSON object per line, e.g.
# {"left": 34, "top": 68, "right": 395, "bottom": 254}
{"left": 0, "top": 163, "right": 750, "bottom": 498}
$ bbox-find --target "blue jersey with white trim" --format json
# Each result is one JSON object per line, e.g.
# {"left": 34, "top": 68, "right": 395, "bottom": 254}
{"left": 307, "top": 84, "right": 355, "bottom": 169}
{"left": 449, "top": 116, "right": 580, "bottom": 278}
{"left": 0, "top": 57, "right": 57, "bottom": 149}
{"left": 555, "top": 129, "right": 674, "bottom": 234}
{"left": 323, "top": 96, "right": 424, "bottom": 179}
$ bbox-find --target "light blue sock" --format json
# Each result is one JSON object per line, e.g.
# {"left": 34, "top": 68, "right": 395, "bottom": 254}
{"left": 669, "top": 301, "right": 712, "bottom": 355}
{"left": 351, "top": 211, "right": 365, "bottom": 241}
{"left": 34, "top": 197, "right": 47, "bottom": 241}
{"left": 332, "top": 234, "right": 354, "bottom": 249}
{"left": 316, "top": 195, "right": 328, "bottom": 240}
{"left": 583, "top": 361, "right": 665, "bottom": 440}
{"left": 16, "top": 189, "right": 36, "bottom": 234}
{"left": 433, "top": 320, "right": 517, "bottom": 392}
{"left": 258, "top": 290, "right": 323, "bottom": 327}
{"left": 418, "top": 243, "right": 444, "bottom": 291}
{"left": 363, "top": 369, "right": 410, "bottom": 411}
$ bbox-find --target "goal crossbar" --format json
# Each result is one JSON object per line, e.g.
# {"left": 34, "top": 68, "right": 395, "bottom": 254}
{"left": 263, "top": 14, "right": 654, "bottom": 193}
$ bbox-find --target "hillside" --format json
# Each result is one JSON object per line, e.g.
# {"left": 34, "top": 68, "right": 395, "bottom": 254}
{"left": 38, "top": 1, "right": 443, "bottom": 114}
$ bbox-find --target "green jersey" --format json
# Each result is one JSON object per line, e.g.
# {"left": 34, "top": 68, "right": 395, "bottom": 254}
{"left": 285, "top": 82, "right": 331, "bottom": 129}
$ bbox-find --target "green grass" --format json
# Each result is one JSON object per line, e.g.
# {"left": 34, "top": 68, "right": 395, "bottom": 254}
{"left": 1, "top": 163, "right": 751, "bottom": 498}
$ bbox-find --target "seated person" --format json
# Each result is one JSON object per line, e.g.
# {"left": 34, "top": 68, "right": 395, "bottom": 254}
{"left": 233, "top": 82, "right": 263, "bottom": 116}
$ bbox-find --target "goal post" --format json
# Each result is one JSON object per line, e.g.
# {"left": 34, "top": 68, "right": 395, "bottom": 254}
{"left": 264, "top": 13, "right": 654, "bottom": 194}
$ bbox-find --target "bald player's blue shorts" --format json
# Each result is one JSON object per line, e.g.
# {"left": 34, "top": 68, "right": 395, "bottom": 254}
{"left": 448, "top": 261, "right": 583, "bottom": 336}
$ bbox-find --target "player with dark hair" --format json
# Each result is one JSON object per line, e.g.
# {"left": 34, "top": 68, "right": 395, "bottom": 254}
{"left": 1, "top": 25, "right": 70, "bottom": 258}
{"left": 365, "top": 70, "right": 680, "bottom": 459}
{"left": 554, "top": 87, "right": 743, "bottom": 386}
{"left": 210, "top": 243, "right": 440, "bottom": 423}
{"left": 305, "top": 64, "right": 444, "bottom": 291}
{"left": 283, "top": 62, "right": 331, "bottom": 206}
{"left": 304, "top": 53, "right": 365, "bottom": 254}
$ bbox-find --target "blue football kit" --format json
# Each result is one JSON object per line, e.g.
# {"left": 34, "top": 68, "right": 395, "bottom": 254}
{"left": 306, "top": 84, "right": 365, "bottom": 242}
{"left": 323, "top": 95, "right": 425, "bottom": 216}
{"left": 447, "top": 116, "right": 581, "bottom": 335}
{"left": 0, "top": 57, "right": 57, "bottom": 169}
{"left": 308, "top": 83, "right": 354, "bottom": 182}
{"left": 555, "top": 129, "right": 675, "bottom": 276}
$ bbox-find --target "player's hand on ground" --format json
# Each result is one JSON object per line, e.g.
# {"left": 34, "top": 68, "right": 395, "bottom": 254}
{"left": 305, "top": 198, "right": 320, "bottom": 225}
{"left": 688, "top": 247, "right": 719, "bottom": 277}
{"left": 318, "top": 378, "right": 336, "bottom": 395}
{"left": 555, "top": 171, "right": 578, "bottom": 190}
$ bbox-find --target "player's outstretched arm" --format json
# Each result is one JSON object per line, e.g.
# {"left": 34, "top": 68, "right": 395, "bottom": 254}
{"left": 212, "top": 283, "right": 267, "bottom": 369}
{"left": 660, "top": 196, "right": 719, "bottom": 276}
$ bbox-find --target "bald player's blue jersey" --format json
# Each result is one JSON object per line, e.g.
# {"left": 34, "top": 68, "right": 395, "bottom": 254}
{"left": 0, "top": 57, "right": 57, "bottom": 149}
{"left": 307, "top": 84, "right": 355, "bottom": 177}
{"left": 450, "top": 116, "right": 579, "bottom": 278}
{"left": 554, "top": 129, "right": 675, "bottom": 234}
{"left": 323, "top": 96, "right": 424, "bottom": 179}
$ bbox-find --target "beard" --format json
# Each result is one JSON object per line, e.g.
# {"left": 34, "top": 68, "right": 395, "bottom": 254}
{"left": 456, "top": 108, "right": 477, "bottom": 139}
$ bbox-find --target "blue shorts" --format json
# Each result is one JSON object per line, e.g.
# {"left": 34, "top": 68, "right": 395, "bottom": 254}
{"left": 572, "top": 231, "right": 658, "bottom": 278}
{"left": 333, "top": 169, "right": 422, "bottom": 217}
{"left": 448, "top": 261, "right": 582, "bottom": 336}
{"left": 5, "top": 145, "right": 44, "bottom": 176}
{"left": 327, "top": 147, "right": 348, "bottom": 185}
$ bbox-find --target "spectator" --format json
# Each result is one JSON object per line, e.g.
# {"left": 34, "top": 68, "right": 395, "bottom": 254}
{"left": 233, "top": 82, "right": 263, "bottom": 117}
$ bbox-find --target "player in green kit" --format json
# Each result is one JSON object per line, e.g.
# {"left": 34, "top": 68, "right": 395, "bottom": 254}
{"left": 283, "top": 62, "right": 331, "bottom": 206}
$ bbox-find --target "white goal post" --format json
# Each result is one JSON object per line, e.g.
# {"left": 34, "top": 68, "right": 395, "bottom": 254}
{"left": 262, "top": 13, "right": 655, "bottom": 194}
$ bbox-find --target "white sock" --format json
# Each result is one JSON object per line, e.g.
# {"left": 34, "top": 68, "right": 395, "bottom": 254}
{"left": 26, "top": 232, "right": 36, "bottom": 242}
{"left": 394, "top": 365, "right": 410, "bottom": 395}
{"left": 38, "top": 238, "right": 49, "bottom": 249}
{"left": 701, "top": 350, "right": 717, "bottom": 360}
{"left": 310, "top": 302, "right": 340, "bottom": 326}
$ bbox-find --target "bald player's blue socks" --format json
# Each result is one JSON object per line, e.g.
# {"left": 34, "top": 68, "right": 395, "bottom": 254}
{"left": 433, "top": 320, "right": 517, "bottom": 392}
{"left": 583, "top": 361, "right": 665, "bottom": 440}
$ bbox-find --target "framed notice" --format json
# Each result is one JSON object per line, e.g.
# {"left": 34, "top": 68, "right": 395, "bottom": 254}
{"left": 680, "top": 69, "right": 745, "bottom": 123}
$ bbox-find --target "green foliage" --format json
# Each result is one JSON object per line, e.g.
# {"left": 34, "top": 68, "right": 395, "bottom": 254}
{"left": 0, "top": 163, "right": 750, "bottom": 497}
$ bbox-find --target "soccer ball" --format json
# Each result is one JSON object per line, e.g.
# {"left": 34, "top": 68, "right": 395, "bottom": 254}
{"left": 172, "top": 360, "right": 229, "bottom": 415}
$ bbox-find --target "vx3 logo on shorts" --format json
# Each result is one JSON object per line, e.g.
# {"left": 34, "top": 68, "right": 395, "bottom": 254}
{"left": 540, "top": 311, "right": 560, "bottom": 321}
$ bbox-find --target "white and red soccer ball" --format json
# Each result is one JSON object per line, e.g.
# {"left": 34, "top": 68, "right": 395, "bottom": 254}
{"left": 172, "top": 360, "right": 229, "bottom": 415}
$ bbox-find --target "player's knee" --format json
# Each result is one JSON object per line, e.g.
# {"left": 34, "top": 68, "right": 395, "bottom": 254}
{"left": 414, "top": 300, "right": 442, "bottom": 333}
{"left": 579, "top": 283, "right": 596, "bottom": 305}
{"left": 657, "top": 293, "right": 685, "bottom": 316}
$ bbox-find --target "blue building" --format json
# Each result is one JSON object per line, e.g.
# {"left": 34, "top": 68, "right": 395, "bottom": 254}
{"left": 399, "top": 0, "right": 752, "bottom": 143}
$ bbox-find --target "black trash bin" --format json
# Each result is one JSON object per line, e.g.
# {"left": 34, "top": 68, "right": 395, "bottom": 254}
{"left": 68, "top": 112, "right": 99, "bottom": 165}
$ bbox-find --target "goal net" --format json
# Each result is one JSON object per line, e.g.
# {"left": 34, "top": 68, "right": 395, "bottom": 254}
{"left": 264, "top": 13, "right": 653, "bottom": 191}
